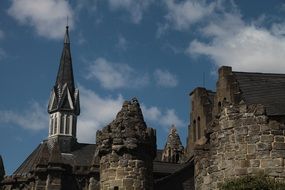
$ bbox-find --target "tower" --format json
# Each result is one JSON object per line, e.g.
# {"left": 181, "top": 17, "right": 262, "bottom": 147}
{"left": 47, "top": 26, "right": 80, "bottom": 152}
{"left": 161, "top": 125, "right": 184, "bottom": 163}
{"left": 96, "top": 98, "right": 156, "bottom": 190}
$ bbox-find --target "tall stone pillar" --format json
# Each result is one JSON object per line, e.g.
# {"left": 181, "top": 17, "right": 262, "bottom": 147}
{"left": 96, "top": 98, "right": 156, "bottom": 190}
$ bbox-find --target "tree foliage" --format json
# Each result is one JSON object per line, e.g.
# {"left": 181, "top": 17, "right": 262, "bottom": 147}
{"left": 221, "top": 175, "right": 285, "bottom": 190}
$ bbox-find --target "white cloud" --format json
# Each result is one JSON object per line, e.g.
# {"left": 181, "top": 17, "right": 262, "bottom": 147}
{"left": 0, "top": 102, "right": 47, "bottom": 131}
{"left": 154, "top": 69, "right": 178, "bottom": 87}
{"left": 86, "top": 57, "right": 149, "bottom": 90}
{"left": 142, "top": 105, "right": 185, "bottom": 130}
{"left": 77, "top": 86, "right": 124, "bottom": 143}
{"left": 76, "top": 86, "right": 186, "bottom": 142}
{"left": 116, "top": 35, "right": 128, "bottom": 50}
{"left": 76, "top": 86, "right": 185, "bottom": 142}
{"left": 187, "top": 12, "right": 285, "bottom": 73}
{"left": 0, "top": 87, "right": 184, "bottom": 143}
{"left": 164, "top": 0, "right": 216, "bottom": 30}
{"left": 8, "top": 0, "right": 74, "bottom": 39}
{"left": 108, "top": 0, "right": 153, "bottom": 23}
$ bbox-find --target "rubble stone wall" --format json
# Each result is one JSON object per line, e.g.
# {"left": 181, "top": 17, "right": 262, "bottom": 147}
{"left": 195, "top": 103, "right": 285, "bottom": 190}
{"left": 96, "top": 99, "right": 156, "bottom": 190}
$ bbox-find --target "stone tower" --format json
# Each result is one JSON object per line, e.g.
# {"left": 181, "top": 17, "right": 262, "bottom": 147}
{"left": 161, "top": 125, "right": 184, "bottom": 163}
{"left": 96, "top": 98, "right": 156, "bottom": 190}
{"left": 47, "top": 26, "right": 80, "bottom": 152}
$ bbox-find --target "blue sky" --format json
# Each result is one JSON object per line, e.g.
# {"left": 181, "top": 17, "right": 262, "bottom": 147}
{"left": 1, "top": 0, "right": 285, "bottom": 175}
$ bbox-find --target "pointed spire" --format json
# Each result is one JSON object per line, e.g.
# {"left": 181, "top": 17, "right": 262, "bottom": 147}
{"left": 64, "top": 26, "right": 70, "bottom": 44}
{"left": 56, "top": 25, "right": 75, "bottom": 93}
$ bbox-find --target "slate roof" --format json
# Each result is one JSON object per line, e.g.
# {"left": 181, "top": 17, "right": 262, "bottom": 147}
{"left": 14, "top": 141, "right": 96, "bottom": 176}
{"left": 233, "top": 71, "right": 285, "bottom": 116}
{"left": 13, "top": 141, "right": 182, "bottom": 179}
{"left": 155, "top": 157, "right": 195, "bottom": 190}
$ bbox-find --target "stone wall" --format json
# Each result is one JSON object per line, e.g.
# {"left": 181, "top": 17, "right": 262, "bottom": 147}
{"left": 195, "top": 103, "right": 285, "bottom": 190}
{"left": 96, "top": 98, "right": 156, "bottom": 190}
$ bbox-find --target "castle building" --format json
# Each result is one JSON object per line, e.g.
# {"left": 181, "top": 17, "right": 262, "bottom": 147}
{"left": 2, "top": 27, "right": 285, "bottom": 190}
{"left": 0, "top": 27, "right": 193, "bottom": 190}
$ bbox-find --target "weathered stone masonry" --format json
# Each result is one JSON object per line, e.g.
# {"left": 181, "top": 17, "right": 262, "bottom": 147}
{"left": 96, "top": 98, "right": 157, "bottom": 190}
{"left": 195, "top": 102, "right": 285, "bottom": 189}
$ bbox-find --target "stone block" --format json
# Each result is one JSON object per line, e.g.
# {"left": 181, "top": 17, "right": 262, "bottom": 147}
{"left": 269, "top": 120, "right": 280, "bottom": 130}
{"left": 240, "top": 160, "right": 250, "bottom": 168}
{"left": 260, "top": 125, "right": 270, "bottom": 133}
{"left": 271, "top": 150, "right": 285, "bottom": 158}
{"left": 256, "top": 150, "right": 270, "bottom": 159}
{"left": 247, "top": 167, "right": 264, "bottom": 175}
{"left": 261, "top": 159, "right": 283, "bottom": 168}
{"left": 203, "top": 175, "right": 211, "bottom": 185}
{"left": 265, "top": 168, "right": 284, "bottom": 177}
{"left": 274, "top": 136, "right": 285, "bottom": 142}
{"left": 260, "top": 135, "right": 274, "bottom": 143}
{"left": 271, "top": 130, "right": 283, "bottom": 135}
{"left": 247, "top": 144, "right": 256, "bottom": 154}
{"left": 257, "top": 142, "right": 272, "bottom": 151}
{"left": 246, "top": 154, "right": 256, "bottom": 159}
{"left": 123, "top": 179, "right": 134, "bottom": 189}
{"left": 248, "top": 125, "right": 260, "bottom": 135}
{"left": 273, "top": 142, "right": 285, "bottom": 150}
{"left": 250, "top": 159, "right": 260, "bottom": 167}
{"left": 235, "top": 127, "right": 248, "bottom": 135}
{"left": 246, "top": 135, "right": 260, "bottom": 143}
{"left": 208, "top": 166, "right": 218, "bottom": 174}
{"left": 235, "top": 168, "right": 247, "bottom": 175}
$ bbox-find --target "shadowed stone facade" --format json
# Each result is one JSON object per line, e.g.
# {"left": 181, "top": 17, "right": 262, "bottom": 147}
{"left": 0, "top": 26, "right": 193, "bottom": 190}
{"left": 96, "top": 98, "right": 156, "bottom": 190}
{"left": 190, "top": 66, "right": 285, "bottom": 189}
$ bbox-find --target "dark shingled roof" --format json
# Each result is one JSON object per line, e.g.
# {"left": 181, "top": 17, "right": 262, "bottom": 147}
{"left": 14, "top": 141, "right": 96, "bottom": 175}
{"left": 13, "top": 142, "right": 180, "bottom": 178}
{"left": 233, "top": 71, "right": 285, "bottom": 116}
{"left": 155, "top": 157, "right": 195, "bottom": 190}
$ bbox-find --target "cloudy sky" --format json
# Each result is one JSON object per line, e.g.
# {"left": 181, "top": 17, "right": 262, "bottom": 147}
{"left": 1, "top": 0, "right": 285, "bottom": 174}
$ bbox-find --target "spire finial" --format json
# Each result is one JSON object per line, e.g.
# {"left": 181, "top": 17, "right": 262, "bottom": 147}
{"left": 64, "top": 24, "right": 70, "bottom": 44}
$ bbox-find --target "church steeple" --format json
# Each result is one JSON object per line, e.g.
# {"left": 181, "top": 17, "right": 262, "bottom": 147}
{"left": 56, "top": 26, "right": 75, "bottom": 94}
{"left": 47, "top": 26, "right": 80, "bottom": 150}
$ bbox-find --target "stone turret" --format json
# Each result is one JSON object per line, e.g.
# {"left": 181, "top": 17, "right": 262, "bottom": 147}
{"left": 161, "top": 125, "right": 184, "bottom": 163}
{"left": 96, "top": 98, "right": 156, "bottom": 190}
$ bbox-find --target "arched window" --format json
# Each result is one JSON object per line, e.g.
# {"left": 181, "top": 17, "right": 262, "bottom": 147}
{"left": 197, "top": 117, "right": 201, "bottom": 139}
{"left": 72, "top": 116, "right": 77, "bottom": 136}
{"left": 49, "top": 116, "right": 53, "bottom": 135}
{"left": 54, "top": 115, "right": 57, "bottom": 134}
{"left": 60, "top": 114, "right": 64, "bottom": 133}
{"left": 66, "top": 116, "right": 70, "bottom": 134}
{"left": 193, "top": 120, "right": 196, "bottom": 142}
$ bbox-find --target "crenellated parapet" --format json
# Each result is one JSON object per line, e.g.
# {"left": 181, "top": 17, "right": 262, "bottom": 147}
{"left": 96, "top": 98, "right": 156, "bottom": 190}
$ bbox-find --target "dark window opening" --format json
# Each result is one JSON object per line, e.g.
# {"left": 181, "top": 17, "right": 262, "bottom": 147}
{"left": 114, "top": 187, "right": 119, "bottom": 190}
{"left": 193, "top": 120, "right": 196, "bottom": 141}
{"left": 197, "top": 117, "right": 201, "bottom": 139}
{"left": 218, "top": 102, "right": 222, "bottom": 112}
